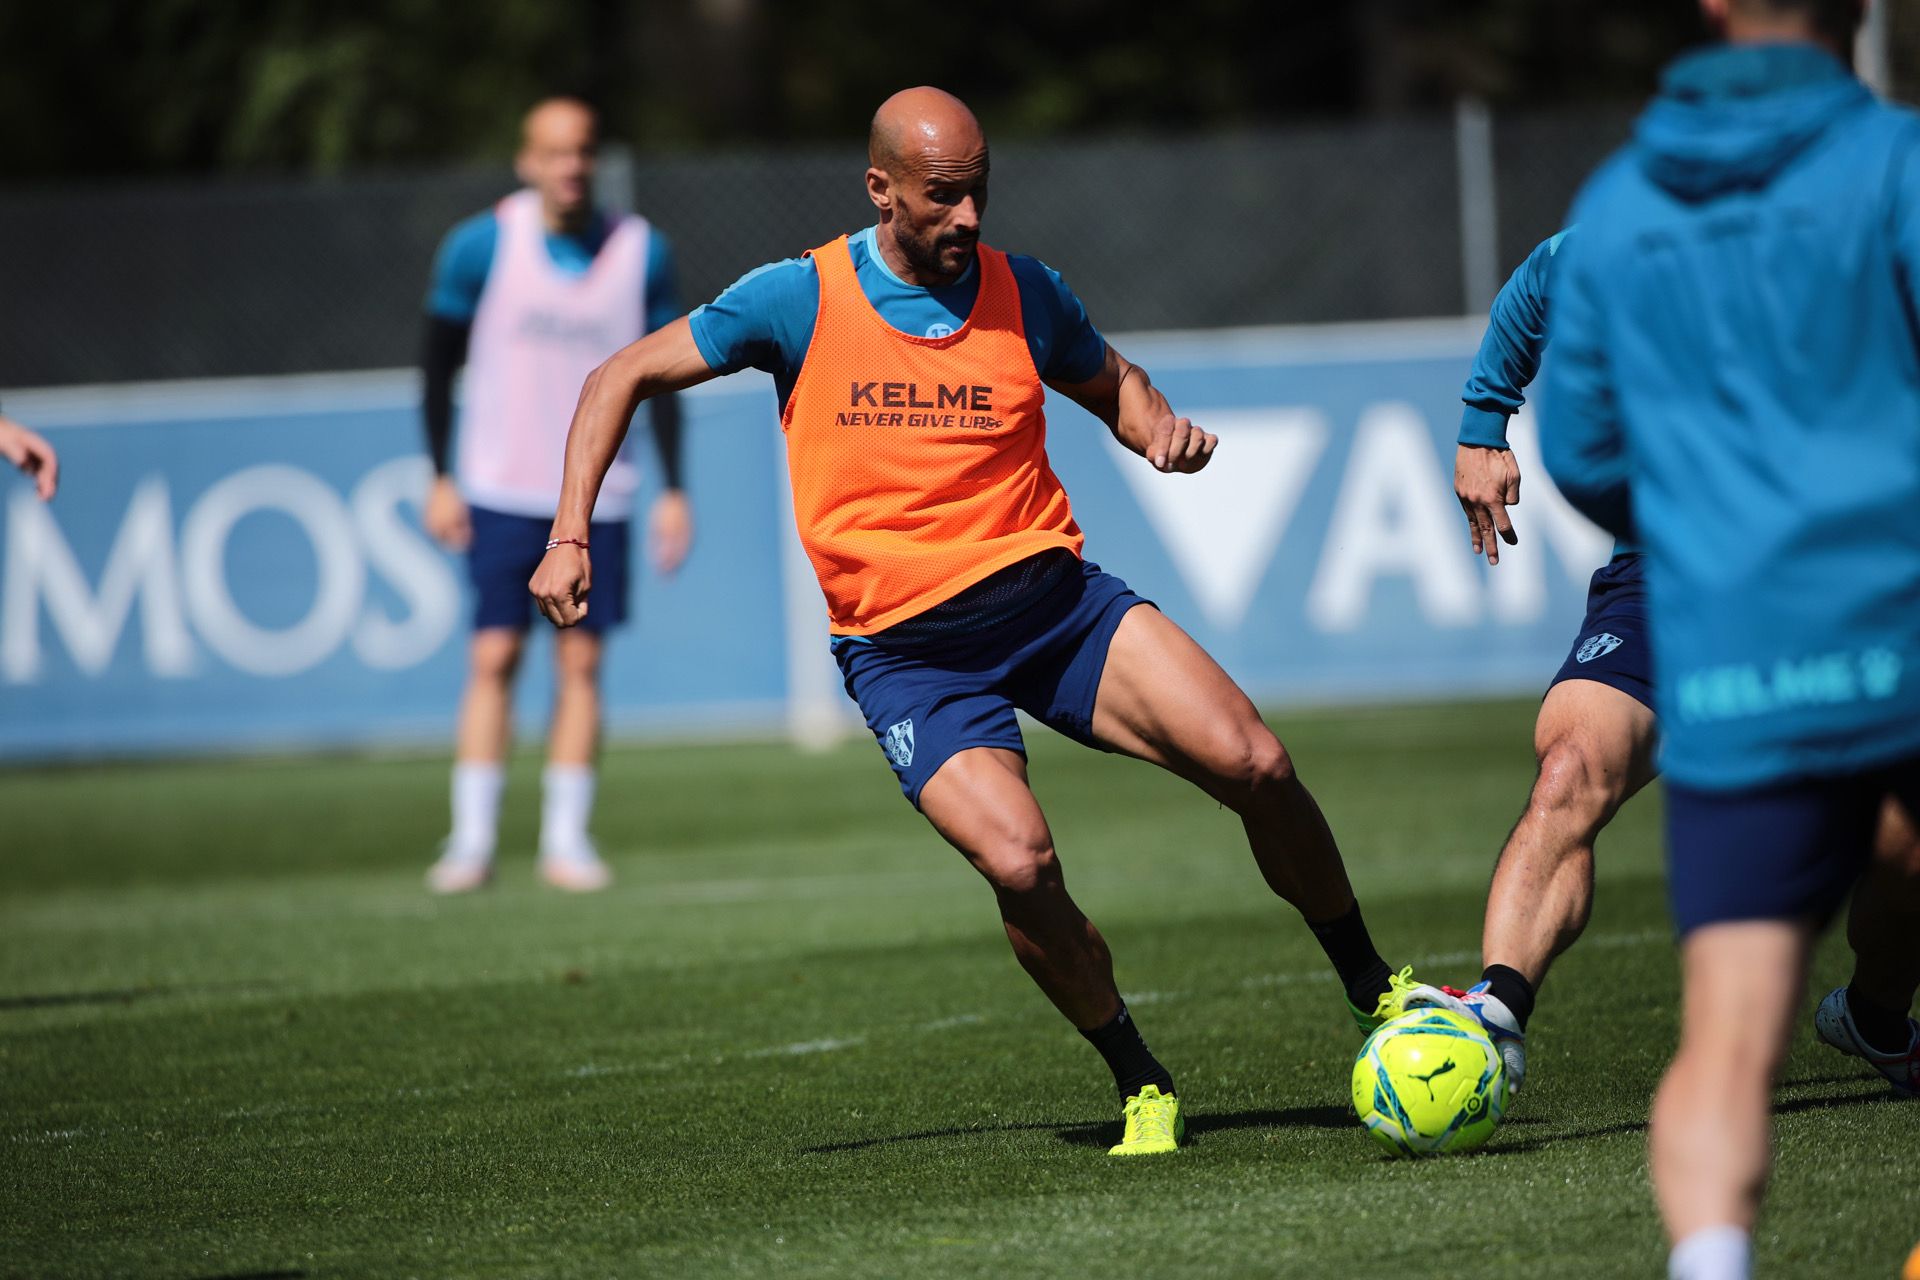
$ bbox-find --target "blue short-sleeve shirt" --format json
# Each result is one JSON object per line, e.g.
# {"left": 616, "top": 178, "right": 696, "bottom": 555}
{"left": 687, "top": 226, "right": 1108, "bottom": 408}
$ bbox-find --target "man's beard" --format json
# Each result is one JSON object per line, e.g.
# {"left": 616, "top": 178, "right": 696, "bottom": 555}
{"left": 895, "top": 223, "right": 975, "bottom": 281}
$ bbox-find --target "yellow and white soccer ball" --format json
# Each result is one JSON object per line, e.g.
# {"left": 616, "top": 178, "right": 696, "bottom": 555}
{"left": 1351, "top": 1007, "right": 1508, "bottom": 1156}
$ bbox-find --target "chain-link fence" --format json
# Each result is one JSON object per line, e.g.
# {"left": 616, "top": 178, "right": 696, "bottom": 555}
{"left": 0, "top": 107, "right": 1635, "bottom": 388}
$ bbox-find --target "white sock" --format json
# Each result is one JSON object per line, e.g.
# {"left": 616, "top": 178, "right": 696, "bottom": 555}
{"left": 540, "top": 765, "right": 596, "bottom": 860}
{"left": 448, "top": 762, "right": 504, "bottom": 862}
{"left": 1669, "top": 1226, "right": 1751, "bottom": 1280}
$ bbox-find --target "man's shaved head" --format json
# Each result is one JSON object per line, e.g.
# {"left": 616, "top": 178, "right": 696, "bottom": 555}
{"left": 516, "top": 96, "right": 599, "bottom": 228}
{"left": 864, "top": 88, "right": 991, "bottom": 286}
{"left": 523, "top": 96, "right": 598, "bottom": 149}
{"left": 869, "top": 87, "right": 987, "bottom": 177}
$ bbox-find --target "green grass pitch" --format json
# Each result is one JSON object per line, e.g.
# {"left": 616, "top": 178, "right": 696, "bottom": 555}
{"left": 3, "top": 699, "right": 1915, "bottom": 1278}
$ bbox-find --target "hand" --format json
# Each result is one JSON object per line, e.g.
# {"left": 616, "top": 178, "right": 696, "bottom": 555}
{"left": 649, "top": 489, "right": 693, "bottom": 576}
{"left": 1454, "top": 444, "right": 1521, "bottom": 565}
{"left": 1145, "top": 412, "right": 1218, "bottom": 474}
{"left": 0, "top": 416, "right": 59, "bottom": 501}
{"left": 530, "top": 544, "right": 592, "bottom": 628}
{"left": 424, "top": 476, "right": 471, "bottom": 551}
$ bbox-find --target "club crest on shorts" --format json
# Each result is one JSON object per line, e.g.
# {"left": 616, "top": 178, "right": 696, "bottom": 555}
{"left": 882, "top": 719, "right": 915, "bottom": 769}
{"left": 1576, "top": 632, "right": 1624, "bottom": 663}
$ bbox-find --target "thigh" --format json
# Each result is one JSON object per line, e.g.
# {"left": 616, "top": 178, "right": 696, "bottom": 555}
{"left": 832, "top": 639, "right": 1025, "bottom": 809}
{"left": 1088, "top": 603, "right": 1274, "bottom": 787}
{"left": 467, "top": 506, "right": 545, "bottom": 632}
{"left": 918, "top": 747, "right": 1055, "bottom": 884}
{"left": 1664, "top": 772, "right": 1882, "bottom": 937}
{"left": 1536, "top": 677, "right": 1662, "bottom": 801}
{"left": 576, "top": 518, "right": 632, "bottom": 633}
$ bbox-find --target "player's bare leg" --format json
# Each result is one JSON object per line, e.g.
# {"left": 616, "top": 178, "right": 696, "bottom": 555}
{"left": 456, "top": 627, "right": 525, "bottom": 764}
{"left": 1651, "top": 920, "right": 1810, "bottom": 1275}
{"left": 918, "top": 747, "right": 1123, "bottom": 1030}
{"left": 1404, "top": 679, "right": 1659, "bottom": 1086}
{"left": 1090, "top": 605, "right": 1397, "bottom": 1016}
{"left": 1483, "top": 679, "right": 1659, "bottom": 987}
{"left": 540, "top": 628, "right": 611, "bottom": 890}
{"left": 429, "top": 627, "right": 525, "bottom": 893}
{"left": 919, "top": 745, "right": 1180, "bottom": 1153}
{"left": 548, "top": 628, "right": 603, "bottom": 768}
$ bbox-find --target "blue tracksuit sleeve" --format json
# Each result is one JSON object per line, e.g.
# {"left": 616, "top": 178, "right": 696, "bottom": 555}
{"left": 1539, "top": 223, "right": 1635, "bottom": 542}
{"left": 1458, "top": 234, "right": 1558, "bottom": 449}
{"left": 1891, "top": 123, "right": 1920, "bottom": 343}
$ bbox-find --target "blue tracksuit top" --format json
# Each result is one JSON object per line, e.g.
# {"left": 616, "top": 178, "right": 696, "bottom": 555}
{"left": 1458, "top": 228, "right": 1637, "bottom": 559}
{"left": 1541, "top": 41, "right": 1920, "bottom": 790}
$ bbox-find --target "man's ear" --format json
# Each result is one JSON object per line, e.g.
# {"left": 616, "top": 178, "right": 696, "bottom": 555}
{"left": 865, "top": 166, "right": 893, "bottom": 214}
{"left": 514, "top": 150, "right": 536, "bottom": 188}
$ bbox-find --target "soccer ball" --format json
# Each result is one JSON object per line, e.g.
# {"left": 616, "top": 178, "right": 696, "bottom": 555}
{"left": 1351, "top": 1007, "right": 1507, "bottom": 1156}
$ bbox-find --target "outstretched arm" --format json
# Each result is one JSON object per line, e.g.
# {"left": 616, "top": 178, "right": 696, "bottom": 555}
{"left": 1052, "top": 343, "right": 1216, "bottom": 474}
{"left": 531, "top": 318, "right": 718, "bottom": 626}
{"left": 1456, "top": 232, "right": 1562, "bottom": 565}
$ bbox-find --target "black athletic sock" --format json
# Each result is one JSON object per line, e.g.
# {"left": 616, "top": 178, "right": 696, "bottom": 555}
{"left": 1308, "top": 901, "right": 1392, "bottom": 1012}
{"left": 1081, "top": 1004, "right": 1175, "bottom": 1099}
{"left": 1479, "top": 964, "right": 1537, "bottom": 1032}
{"left": 1846, "top": 984, "right": 1916, "bottom": 1056}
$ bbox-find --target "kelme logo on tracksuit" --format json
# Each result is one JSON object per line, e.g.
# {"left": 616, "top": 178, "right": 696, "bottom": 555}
{"left": 882, "top": 719, "right": 915, "bottom": 768}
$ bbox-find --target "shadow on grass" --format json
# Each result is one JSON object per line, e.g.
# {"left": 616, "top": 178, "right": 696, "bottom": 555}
{"left": 182, "top": 1271, "right": 305, "bottom": 1280}
{"left": 802, "top": 1104, "right": 1353, "bottom": 1155}
{"left": 0, "top": 980, "right": 276, "bottom": 1012}
{"left": 1483, "top": 1082, "right": 1898, "bottom": 1157}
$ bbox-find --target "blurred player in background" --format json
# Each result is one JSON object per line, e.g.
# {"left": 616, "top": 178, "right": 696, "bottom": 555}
{"left": 420, "top": 97, "right": 692, "bottom": 894}
{"left": 0, "top": 413, "right": 59, "bottom": 500}
{"left": 531, "top": 87, "right": 1418, "bottom": 1156}
{"left": 1539, "top": 1, "right": 1920, "bottom": 1275}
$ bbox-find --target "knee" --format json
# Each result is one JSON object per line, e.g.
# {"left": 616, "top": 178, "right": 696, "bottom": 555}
{"left": 554, "top": 637, "right": 603, "bottom": 686}
{"left": 1215, "top": 726, "right": 1297, "bottom": 798}
{"left": 469, "top": 633, "right": 524, "bottom": 684}
{"left": 977, "top": 829, "right": 1062, "bottom": 899}
{"left": 1529, "top": 738, "right": 1623, "bottom": 830}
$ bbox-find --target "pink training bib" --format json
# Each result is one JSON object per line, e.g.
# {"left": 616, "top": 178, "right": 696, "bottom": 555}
{"left": 458, "top": 189, "right": 651, "bottom": 520}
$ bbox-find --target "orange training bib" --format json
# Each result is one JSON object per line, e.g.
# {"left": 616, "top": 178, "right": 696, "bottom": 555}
{"left": 781, "top": 235, "right": 1084, "bottom": 635}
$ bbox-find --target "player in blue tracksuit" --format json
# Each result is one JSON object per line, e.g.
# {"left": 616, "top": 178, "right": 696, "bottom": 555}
{"left": 1539, "top": 2, "right": 1920, "bottom": 1275}
{"left": 1419, "top": 229, "right": 1662, "bottom": 1098}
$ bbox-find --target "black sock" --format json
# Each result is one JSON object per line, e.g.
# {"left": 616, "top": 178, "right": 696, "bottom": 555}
{"left": 1846, "top": 984, "right": 1915, "bottom": 1056}
{"left": 1479, "top": 964, "right": 1537, "bottom": 1032}
{"left": 1081, "top": 1004, "right": 1175, "bottom": 1099}
{"left": 1308, "top": 901, "right": 1392, "bottom": 1012}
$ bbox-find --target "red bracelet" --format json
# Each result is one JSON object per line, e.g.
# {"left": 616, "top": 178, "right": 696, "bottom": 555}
{"left": 546, "top": 537, "right": 589, "bottom": 551}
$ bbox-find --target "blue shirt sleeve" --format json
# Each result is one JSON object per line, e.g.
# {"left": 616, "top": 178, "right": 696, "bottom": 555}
{"left": 1889, "top": 121, "right": 1920, "bottom": 346}
{"left": 1009, "top": 256, "right": 1108, "bottom": 383}
{"left": 644, "top": 232, "right": 683, "bottom": 333}
{"left": 1459, "top": 231, "right": 1568, "bottom": 449}
{"left": 686, "top": 257, "right": 822, "bottom": 388}
{"left": 1539, "top": 211, "right": 1634, "bottom": 541}
{"left": 426, "top": 211, "right": 498, "bottom": 323}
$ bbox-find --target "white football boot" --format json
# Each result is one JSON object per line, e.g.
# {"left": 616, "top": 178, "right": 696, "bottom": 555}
{"left": 1813, "top": 986, "right": 1918, "bottom": 1096}
{"left": 539, "top": 840, "right": 613, "bottom": 893}
{"left": 1401, "top": 980, "right": 1528, "bottom": 1094}
{"left": 425, "top": 841, "right": 494, "bottom": 894}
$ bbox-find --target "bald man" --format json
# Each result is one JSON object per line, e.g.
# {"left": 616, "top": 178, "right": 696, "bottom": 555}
{"left": 532, "top": 88, "right": 1417, "bottom": 1154}
{"left": 420, "top": 97, "right": 693, "bottom": 895}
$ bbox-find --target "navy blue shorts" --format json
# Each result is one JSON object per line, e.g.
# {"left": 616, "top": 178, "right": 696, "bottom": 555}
{"left": 832, "top": 558, "right": 1150, "bottom": 808}
{"left": 1549, "top": 553, "right": 1653, "bottom": 709}
{"left": 1665, "top": 757, "right": 1920, "bottom": 935}
{"left": 467, "top": 505, "right": 630, "bottom": 633}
